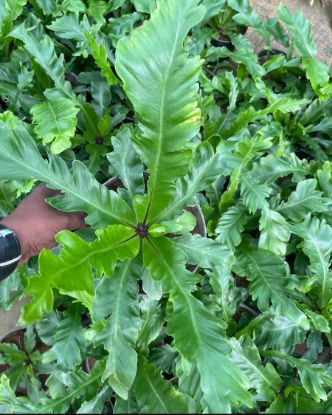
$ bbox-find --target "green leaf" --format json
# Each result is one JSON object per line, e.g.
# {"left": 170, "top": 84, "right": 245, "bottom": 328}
{"left": 240, "top": 173, "right": 271, "bottom": 214}
{"left": 159, "top": 211, "right": 196, "bottom": 235}
{"left": 262, "top": 350, "right": 332, "bottom": 402}
{"left": 44, "top": 360, "right": 106, "bottom": 413}
{"left": 259, "top": 209, "right": 290, "bottom": 256}
{"left": 218, "top": 133, "right": 273, "bottom": 210}
{"left": 77, "top": 386, "right": 111, "bottom": 414}
{"left": 93, "top": 260, "right": 141, "bottom": 399}
{"left": 143, "top": 237, "right": 252, "bottom": 412}
{"left": 113, "top": 390, "right": 139, "bottom": 414}
{"left": 0, "top": 0, "right": 27, "bottom": 42}
{"left": 42, "top": 305, "right": 86, "bottom": 370}
{"left": 201, "top": 0, "right": 226, "bottom": 22}
{"left": 0, "top": 344, "right": 26, "bottom": 365}
{"left": 0, "top": 361, "right": 105, "bottom": 413}
{"left": 214, "top": 71, "right": 239, "bottom": 134}
{"left": 172, "top": 233, "right": 225, "bottom": 268}
{"left": 9, "top": 21, "right": 69, "bottom": 91}
{"left": 277, "top": 179, "right": 328, "bottom": 222}
{"left": 31, "top": 98, "right": 79, "bottom": 154}
{"left": 87, "top": 0, "right": 109, "bottom": 23}
{"left": 207, "top": 250, "right": 235, "bottom": 323}
{"left": 304, "top": 308, "right": 330, "bottom": 333}
{"left": 222, "top": 34, "right": 266, "bottom": 78}
{"left": 230, "top": 336, "right": 282, "bottom": 401}
{"left": 20, "top": 225, "right": 140, "bottom": 324}
{"left": 277, "top": 5, "right": 332, "bottom": 99}
{"left": 135, "top": 356, "right": 196, "bottom": 414}
{"left": 156, "top": 141, "right": 223, "bottom": 223}
{"left": 0, "top": 375, "right": 37, "bottom": 414}
{"left": 290, "top": 216, "right": 332, "bottom": 308}
{"left": 132, "top": 0, "right": 156, "bottom": 13}
{"left": 220, "top": 99, "right": 307, "bottom": 140}
{"left": 85, "top": 32, "right": 118, "bottom": 85}
{"left": 47, "top": 14, "right": 86, "bottom": 41}
{"left": 0, "top": 121, "right": 136, "bottom": 227}
{"left": 107, "top": 127, "right": 145, "bottom": 202}
{"left": 216, "top": 204, "right": 248, "bottom": 250}
{"left": 116, "top": 0, "right": 205, "bottom": 221}
{"left": 254, "top": 153, "right": 311, "bottom": 185}
{"left": 236, "top": 243, "right": 307, "bottom": 324}
{"left": 255, "top": 315, "right": 307, "bottom": 350}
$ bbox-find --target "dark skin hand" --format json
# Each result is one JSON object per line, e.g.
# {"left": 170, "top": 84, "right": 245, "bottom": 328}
{"left": 0, "top": 185, "right": 86, "bottom": 264}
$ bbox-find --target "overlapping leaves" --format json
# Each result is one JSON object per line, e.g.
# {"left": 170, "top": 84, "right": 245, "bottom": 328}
{"left": 1, "top": 0, "right": 332, "bottom": 414}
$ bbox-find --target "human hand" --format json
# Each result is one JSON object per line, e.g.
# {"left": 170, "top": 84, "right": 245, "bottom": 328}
{"left": 0, "top": 185, "right": 86, "bottom": 263}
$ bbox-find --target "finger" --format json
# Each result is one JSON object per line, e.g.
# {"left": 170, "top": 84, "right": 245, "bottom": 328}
{"left": 66, "top": 212, "right": 87, "bottom": 230}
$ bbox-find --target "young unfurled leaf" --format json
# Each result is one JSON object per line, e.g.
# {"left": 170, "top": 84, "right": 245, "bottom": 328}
{"left": 31, "top": 98, "right": 79, "bottom": 154}
{"left": 159, "top": 211, "right": 196, "bottom": 235}
{"left": 107, "top": 128, "right": 144, "bottom": 203}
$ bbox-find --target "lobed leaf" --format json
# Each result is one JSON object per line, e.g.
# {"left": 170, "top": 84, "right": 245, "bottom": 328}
{"left": 30, "top": 98, "right": 80, "bottom": 154}
{"left": 0, "top": 121, "right": 136, "bottom": 227}
{"left": 277, "top": 5, "right": 332, "bottom": 99}
{"left": 93, "top": 260, "right": 141, "bottom": 399}
{"left": 290, "top": 216, "right": 332, "bottom": 308}
{"left": 277, "top": 179, "right": 328, "bottom": 222}
{"left": 21, "top": 225, "right": 139, "bottom": 324}
{"left": 143, "top": 237, "right": 252, "bottom": 412}
{"left": 116, "top": 0, "right": 205, "bottom": 221}
{"left": 135, "top": 356, "right": 196, "bottom": 413}
{"left": 236, "top": 243, "right": 308, "bottom": 324}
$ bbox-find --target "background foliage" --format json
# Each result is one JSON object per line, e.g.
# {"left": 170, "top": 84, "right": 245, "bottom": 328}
{"left": 1, "top": 0, "right": 332, "bottom": 413}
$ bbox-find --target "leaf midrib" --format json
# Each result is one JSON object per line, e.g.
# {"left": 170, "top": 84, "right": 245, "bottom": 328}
{"left": 144, "top": 370, "right": 169, "bottom": 413}
{"left": 46, "top": 101, "right": 62, "bottom": 136}
{"left": 246, "top": 251, "right": 288, "bottom": 308}
{"left": 154, "top": 154, "right": 218, "bottom": 223}
{"left": 50, "top": 232, "right": 136, "bottom": 288}
{"left": 4, "top": 144, "right": 132, "bottom": 226}
{"left": 37, "top": 368, "right": 103, "bottom": 413}
{"left": 277, "top": 194, "right": 322, "bottom": 213}
{"left": 148, "top": 19, "right": 181, "bottom": 216}
{"left": 301, "top": 228, "right": 329, "bottom": 307}
{"left": 151, "top": 240, "right": 202, "bottom": 352}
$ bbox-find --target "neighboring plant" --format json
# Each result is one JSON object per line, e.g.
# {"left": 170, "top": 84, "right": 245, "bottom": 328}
{"left": 1, "top": 0, "right": 332, "bottom": 413}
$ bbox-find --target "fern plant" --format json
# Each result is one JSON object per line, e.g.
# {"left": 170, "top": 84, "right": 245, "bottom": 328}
{"left": 1, "top": 0, "right": 332, "bottom": 413}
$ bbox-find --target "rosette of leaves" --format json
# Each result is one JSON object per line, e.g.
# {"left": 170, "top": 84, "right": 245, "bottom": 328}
{"left": 1, "top": 0, "right": 332, "bottom": 413}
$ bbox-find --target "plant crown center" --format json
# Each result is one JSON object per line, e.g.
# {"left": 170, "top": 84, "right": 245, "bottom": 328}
{"left": 135, "top": 223, "right": 149, "bottom": 239}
